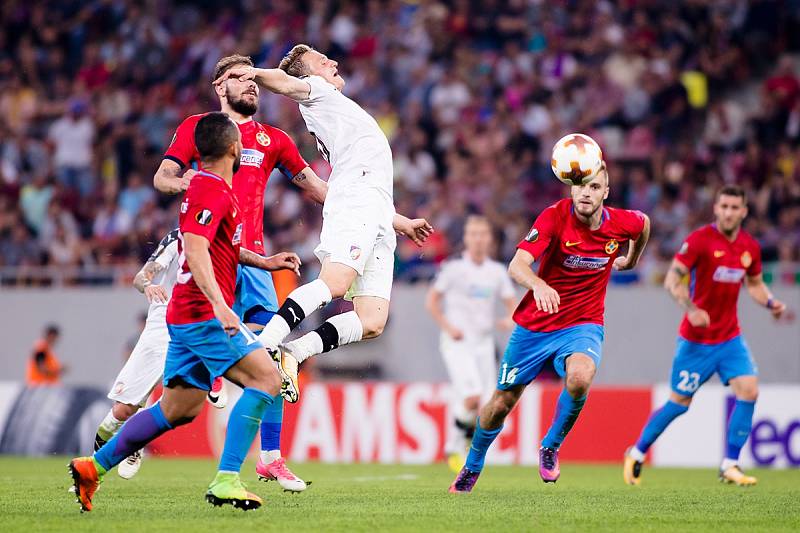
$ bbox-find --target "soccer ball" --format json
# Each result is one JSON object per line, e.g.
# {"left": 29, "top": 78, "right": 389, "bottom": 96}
{"left": 550, "top": 133, "right": 604, "bottom": 186}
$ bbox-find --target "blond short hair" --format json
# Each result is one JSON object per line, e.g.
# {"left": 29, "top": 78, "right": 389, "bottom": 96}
{"left": 278, "top": 44, "right": 314, "bottom": 78}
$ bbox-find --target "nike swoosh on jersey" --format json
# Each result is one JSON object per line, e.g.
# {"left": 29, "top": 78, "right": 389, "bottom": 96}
{"left": 565, "top": 241, "right": 583, "bottom": 247}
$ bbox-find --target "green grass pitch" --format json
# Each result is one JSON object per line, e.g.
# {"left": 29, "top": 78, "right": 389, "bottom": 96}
{"left": 1, "top": 457, "right": 798, "bottom": 532}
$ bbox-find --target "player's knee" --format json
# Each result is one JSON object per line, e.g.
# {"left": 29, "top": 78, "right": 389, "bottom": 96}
{"left": 488, "top": 392, "right": 516, "bottom": 419}
{"left": 565, "top": 370, "right": 594, "bottom": 396}
{"left": 464, "top": 395, "right": 480, "bottom": 412}
{"left": 670, "top": 392, "right": 693, "bottom": 407}
{"left": 360, "top": 317, "right": 386, "bottom": 339}
{"left": 112, "top": 402, "right": 139, "bottom": 422}
{"left": 737, "top": 385, "right": 758, "bottom": 402}
{"left": 248, "top": 366, "right": 282, "bottom": 397}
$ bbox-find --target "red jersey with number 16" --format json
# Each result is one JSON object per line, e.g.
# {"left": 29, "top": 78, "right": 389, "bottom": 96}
{"left": 515, "top": 199, "right": 646, "bottom": 332}
{"left": 674, "top": 224, "right": 762, "bottom": 344}
{"left": 167, "top": 170, "right": 242, "bottom": 325}
{"left": 165, "top": 114, "right": 307, "bottom": 255}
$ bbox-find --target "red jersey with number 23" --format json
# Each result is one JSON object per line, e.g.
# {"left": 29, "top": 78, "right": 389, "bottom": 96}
{"left": 674, "top": 224, "right": 762, "bottom": 344}
{"left": 164, "top": 114, "right": 307, "bottom": 255}
{"left": 167, "top": 170, "right": 242, "bottom": 325}
{"left": 515, "top": 198, "right": 646, "bottom": 332}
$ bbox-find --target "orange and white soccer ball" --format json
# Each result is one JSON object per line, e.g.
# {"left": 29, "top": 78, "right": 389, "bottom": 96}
{"left": 550, "top": 133, "right": 604, "bottom": 186}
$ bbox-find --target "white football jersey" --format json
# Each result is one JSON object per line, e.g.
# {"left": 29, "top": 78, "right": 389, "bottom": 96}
{"left": 298, "top": 76, "right": 394, "bottom": 203}
{"left": 432, "top": 253, "right": 515, "bottom": 337}
{"left": 143, "top": 229, "right": 180, "bottom": 328}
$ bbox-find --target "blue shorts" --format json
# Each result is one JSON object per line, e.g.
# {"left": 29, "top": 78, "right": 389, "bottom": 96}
{"left": 234, "top": 265, "right": 279, "bottom": 325}
{"left": 164, "top": 319, "right": 263, "bottom": 390}
{"left": 497, "top": 324, "right": 604, "bottom": 390}
{"left": 670, "top": 335, "right": 757, "bottom": 396}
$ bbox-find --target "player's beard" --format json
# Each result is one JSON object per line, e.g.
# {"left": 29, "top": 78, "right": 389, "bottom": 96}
{"left": 233, "top": 154, "right": 241, "bottom": 174}
{"left": 228, "top": 93, "right": 258, "bottom": 117}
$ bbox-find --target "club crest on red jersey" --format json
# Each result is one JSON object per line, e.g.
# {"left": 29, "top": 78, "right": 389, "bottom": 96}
{"left": 740, "top": 251, "right": 752, "bottom": 268}
{"left": 256, "top": 132, "right": 271, "bottom": 146}
{"left": 605, "top": 239, "right": 618, "bottom": 254}
{"left": 350, "top": 245, "right": 361, "bottom": 260}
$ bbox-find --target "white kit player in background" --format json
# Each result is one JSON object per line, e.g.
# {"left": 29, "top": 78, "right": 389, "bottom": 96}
{"left": 425, "top": 216, "right": 517, "bottom": 472}
{"left": 214, "top": 44, "right": 433, "bottom": 402}
{"left": 91, "top": 228, "right": 226, "bottom": 479}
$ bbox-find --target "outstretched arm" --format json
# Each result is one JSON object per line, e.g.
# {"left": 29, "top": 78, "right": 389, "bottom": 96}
{"left": 393, "top": 213, "right": 433, "bottom": 247}
{"left": 239, "top": 248, "right": 301, "bottom": 276}
{"left": 745, "top": 273, "right": 786, "bottom": 320}
{"left": 508, "top": 249, "right": 560, "bottom": 314}
{"left": 215, "top": 67, "right": 311, "bottom": 101}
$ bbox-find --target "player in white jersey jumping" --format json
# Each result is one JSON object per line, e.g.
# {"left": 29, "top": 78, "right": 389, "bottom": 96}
{"left": 426, "top": 216, "right": 516, "bottom": 472}
{"left": 214, "top": 44, "right": 432, "bottom": 401}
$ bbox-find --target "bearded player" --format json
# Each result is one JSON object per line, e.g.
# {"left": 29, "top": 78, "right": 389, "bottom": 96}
{"left": 449, "top": 165, "right": 651, "bottom": 492}
{"left": 214, "top": 45, "right": 432, "bottom": 403}
{"left": 624, "top": 185, "right": 786, "bottom": 487}
{"left": 70, "top": 112, "right": 282, "bottom": 512}
{"left": 153, "top": 54, "right": 326, "bottom": 491}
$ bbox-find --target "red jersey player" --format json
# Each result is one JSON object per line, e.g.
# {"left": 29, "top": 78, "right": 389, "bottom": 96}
{"left": 450, "top": 165, "right": 651, "bottom": 493}
{"left": 152, "top": 54, "right": 326, "bottom": 491}
{"left": 71, "top": 113, "right": 283, "bottom": 512}
{"left": 625, "top": 185, "right": 786, "bottom": 487}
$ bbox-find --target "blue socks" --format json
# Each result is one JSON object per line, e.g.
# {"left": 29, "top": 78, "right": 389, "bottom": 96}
{"left": 465, "top": 419, "right": 503, "bottom": 472}
{"left": 635, "top": 400, "right": 689, "bottom": 454}
{"left": 260, "top": 396, "right": 284, "bottom": 453}
{"left": 726, "top": 399, "right": 755, "bottom": 461}
{"left": 541, "top": 389, "right": 587, "bottom": 449}
{"left": 219, "top": 387, "right": 274, "bottom": 472}
{"left": 94, "top": 402, "right": 172, "bottom": 472}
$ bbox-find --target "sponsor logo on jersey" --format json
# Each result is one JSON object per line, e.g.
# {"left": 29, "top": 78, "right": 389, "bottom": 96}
{"left": 256, "top": 132, "right": 271, "bottom": 146}
{"left": 604, "top": 239, "right": 618, "bottom": 254}
{"left": 350, "top": 245, "right": 361, "bottom": 260}
{"left": 525, "top": 228, "right": 539, "bottom": 243}
{"left": 240, "top": 148, "right": 265, "bottom": 167}
{"left": 467, "top": 285, "right": 493, "bottom": 299}
{"left": 563, "top": 255, "right": 610, "bottom": 270}
{"left": 741, "top": 251, "right": 752, "bottom": 268}
{"left": 714, "top": 250, "right": 726, "bottom": 258}
{"left": 232, "top": 223, "right": 242, "bottom": 245}
{"left": 712, "top": 266, "right": 746, "bottom": 283}
{"left": 196, "top": 209, "right": 213, "bottom": 225}
{"left": 565, "top": 240, "right": 582, "bottom": 247}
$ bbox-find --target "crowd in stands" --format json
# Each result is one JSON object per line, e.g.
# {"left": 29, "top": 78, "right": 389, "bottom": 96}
{"left": 1, "top": 0, "right": 799, "bottom": 285}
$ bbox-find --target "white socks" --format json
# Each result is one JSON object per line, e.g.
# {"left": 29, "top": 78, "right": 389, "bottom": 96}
{"left": 720, "top": 458, "right": 738, "bottom": 471}
{"left": 629, "top": 446, "right": 646, "bottom": 462}
{"left": 285, "top": 311, "right": 364, "bottom": 363}
{"left": 258, "top": 279, "right": 332, "bottom": 347}
{"left": 260, "top": 449, "right": 281, "bottom": 463}
{"left": 97, "top": 410, "right": 124, "bottom": 442}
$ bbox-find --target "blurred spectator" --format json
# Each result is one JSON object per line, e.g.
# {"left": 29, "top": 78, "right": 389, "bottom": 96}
{"left": 26, "top": 324, "right": 66, "bottom": 386}
{"left": 48, "top": 99, "right": 95, "bottom": 197}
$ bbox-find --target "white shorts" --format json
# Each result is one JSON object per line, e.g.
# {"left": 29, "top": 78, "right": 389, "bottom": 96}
{"left": 107, "top": 324, "right": 170, "bottom": 406}
{"left": 440, "top": 333, "right": 497, "bottom": 402}
{"left": 315, "top": 187, "right": 396, "bottom": 301}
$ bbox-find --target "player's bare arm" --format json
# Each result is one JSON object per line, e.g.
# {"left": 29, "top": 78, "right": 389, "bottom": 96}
{"left": 291, "top": 167, "right": 328, "bottom": 204}
{"left": 425, "top": 287, "right": 463, "bottom": 340}
{"left": 153, "top": 159, "right": 197, "bottom": 194}
{"left": 239, "top": 248, "right": 302, "bottom": 276}
{"left": 215, "top": 67, "right": 311, "bottom": 101}
{"left": 393, "top": 213, "right": 434, "bottom": 247}
{"left": 133, "top": 261, "right": 169, "bottom": 303}
{"left": 183, "top": 232, "right": 240, "bottom": 336}
{"left": 745, "top": 273, "right": 787, "bottom": 320}
{"left": 613, "top": 214, "right": 651, "bottom": 271}
{"left": 664, "top": 259, "right": 710, "bottom": 327}
{"left": 508, "top": 248, "right": 560, "bottom": 314}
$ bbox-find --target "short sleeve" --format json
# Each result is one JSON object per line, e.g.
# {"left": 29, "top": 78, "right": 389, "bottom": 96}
{"left": 517, "top": 205, "right": 560, "bottom": 259}
{"left": 674, "top": 231, "right": 702, "bottom": 270}
{"left": 300, "top": 75, "right": 335, "bottom": 105}
{"left": 180, "top": 181, "right": 230, "bottom": 241}
{"left": 432, "top": 261, "right": 454, "bottom": 293}
{"left": 273, "top": 128, "right": 309, "bottom": 179}
{"left": 619, "top": 209, "right": 646, "bottom": 240}
{"left": 164, "top": 116, "right": 200, "bottom": 168}
{"left": 746, "top": 241, "right": 762, "bottom": 277}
